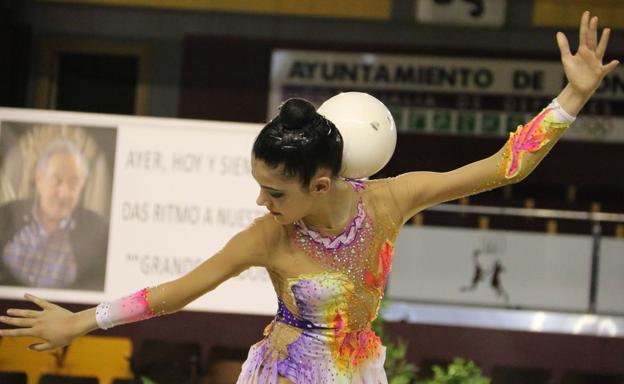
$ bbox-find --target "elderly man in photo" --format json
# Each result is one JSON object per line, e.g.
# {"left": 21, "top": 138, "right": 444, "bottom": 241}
{"left": 0, "top": 140, "right": 108, "bottom": 290}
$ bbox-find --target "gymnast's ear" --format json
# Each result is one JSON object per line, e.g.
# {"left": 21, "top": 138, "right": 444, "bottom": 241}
{"left": 308, "top": 171, "right": 332, "bottom": 195}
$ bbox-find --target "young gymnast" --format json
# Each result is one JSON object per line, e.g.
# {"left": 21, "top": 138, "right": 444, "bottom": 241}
{"left": 0, "top": 11, "right": 618, "bottom": 384}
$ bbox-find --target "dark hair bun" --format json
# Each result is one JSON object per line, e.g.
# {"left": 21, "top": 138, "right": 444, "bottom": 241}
{"left": 279, "top": 98, "right": 317, "bottom": 131}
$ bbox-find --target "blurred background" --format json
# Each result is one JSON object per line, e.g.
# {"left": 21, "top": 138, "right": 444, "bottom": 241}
{"left": 0, "top": 0, "right": 623, "bottom": 383}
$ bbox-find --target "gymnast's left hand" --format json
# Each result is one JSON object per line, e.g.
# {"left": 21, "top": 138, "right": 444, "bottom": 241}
{"left": 0, "top": 293, "right": 79, "bottom": 351}
{"left": 557, "top": 11, "right": 619, "bottom": 97}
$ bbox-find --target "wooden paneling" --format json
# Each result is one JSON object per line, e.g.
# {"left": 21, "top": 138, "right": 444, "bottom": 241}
{"left": 533, "top": 0, "right": 624, "bottom": 28}
{"left": 36, "top": 0, "right": 392, "bottom": 20}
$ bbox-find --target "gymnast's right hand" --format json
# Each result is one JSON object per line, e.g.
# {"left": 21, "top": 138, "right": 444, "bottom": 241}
{"left": 0, "top": 293, "right": 92, "bottom": 351}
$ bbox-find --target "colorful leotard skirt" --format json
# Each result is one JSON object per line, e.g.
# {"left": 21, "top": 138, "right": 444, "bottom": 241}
{"left": 237, "top": 273, "right": 388, "bottom": 383}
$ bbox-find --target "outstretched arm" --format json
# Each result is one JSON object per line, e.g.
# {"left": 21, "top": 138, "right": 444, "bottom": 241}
{"left": 0, "top": 216, "right": 273, "bottom": 351}
{"left": 388, "top": 11, "right": 619, "bottom": 223}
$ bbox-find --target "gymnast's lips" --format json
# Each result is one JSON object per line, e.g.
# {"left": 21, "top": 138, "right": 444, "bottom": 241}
{"left": 269, "top": 210, "right": 281, "bottom": 216}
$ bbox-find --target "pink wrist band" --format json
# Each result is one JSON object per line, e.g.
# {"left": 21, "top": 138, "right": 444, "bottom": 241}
{"left": 95, "top": 288, "right": 157, "bottom": 330}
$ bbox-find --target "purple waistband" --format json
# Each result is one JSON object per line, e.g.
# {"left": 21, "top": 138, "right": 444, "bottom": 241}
{"left": 276, "top": 298, "right": 326, "bottom": 330}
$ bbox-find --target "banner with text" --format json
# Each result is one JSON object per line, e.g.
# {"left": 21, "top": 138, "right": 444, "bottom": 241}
{"left": 269, "top": 49, "right": 624, "bottom": 142}
{"left": 0, "top": 108, "right": 275, "bottom": 315}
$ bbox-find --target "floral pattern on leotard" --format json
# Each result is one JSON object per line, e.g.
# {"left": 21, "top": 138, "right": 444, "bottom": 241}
{"left": 238, "top": 180, "right": 399, "bottom": 384}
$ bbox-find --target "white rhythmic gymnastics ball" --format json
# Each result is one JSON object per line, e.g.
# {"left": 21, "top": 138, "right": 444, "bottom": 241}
{"left": 318, "top": 92, "right": 397, "bottom": 179}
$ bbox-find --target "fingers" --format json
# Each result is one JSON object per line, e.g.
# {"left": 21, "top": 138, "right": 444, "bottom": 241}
{"left": 556, "top": 32, "right": 572, "bottom": 59}
{"left": 0, "top": 315, "right": 37, "bottom": 327}
{"left": 0, "top": 327, "right": 33, "bottom": 337}
{"left": 587, "top": 15, "right": 598, "bottom": 50}
{"left": 25, "top": 293, "right": 56, "bottom": 310}
{"left": 603, "top": 59, "right": 620, "bottom": 75}
{"left": 7, "top": 308, "right": 41, "bottom": 318}
{"left": 579, "top": 10, "right": 589, "bottom": 48}
{"left": 596, "top": 28, "right": 611, "bottom": 60}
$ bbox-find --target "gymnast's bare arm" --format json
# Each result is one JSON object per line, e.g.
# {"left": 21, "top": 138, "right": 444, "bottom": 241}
{"left": 387, "top": 11, "right": 619, "bottom": 223}
{"left": 0, "top": 215, "right": 273, "bottom": 351}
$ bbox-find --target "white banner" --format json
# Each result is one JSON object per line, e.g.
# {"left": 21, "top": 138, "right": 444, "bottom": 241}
{"left": 0, "top": 108, "right": 276, "bottom": 315}
{"left": 597, "top": 238, "right": 624, "bottom": 315}
{"left": 387, "top": 226, "right": 594, "bottom": 312}
{"left": 269, "top": 49, "right": 624, "bottom": 142}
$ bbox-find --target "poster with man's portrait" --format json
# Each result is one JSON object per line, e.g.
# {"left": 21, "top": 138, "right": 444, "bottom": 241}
{"left": 0, "top": 122, "right": 116, "bottom": 291}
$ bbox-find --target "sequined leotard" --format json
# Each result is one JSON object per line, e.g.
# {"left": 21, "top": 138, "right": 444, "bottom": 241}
{"left": 93, "top": 103, "right": 573, "bottom": 383}
{"left": 237, "top": 180, "right": 402, "bottom": 384}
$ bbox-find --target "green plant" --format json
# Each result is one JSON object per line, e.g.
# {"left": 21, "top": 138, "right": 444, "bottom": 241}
{"left": 385, "top": 337, "right": 419, "bottom": 384}
{"left": 139, "top": 376, "right": 157, "bottom": 384}
{"left": 372, "top": 302, "right": 418, "bottom": 384}
{"left": 418, "top": 358, "right": 490, "bottom": 384}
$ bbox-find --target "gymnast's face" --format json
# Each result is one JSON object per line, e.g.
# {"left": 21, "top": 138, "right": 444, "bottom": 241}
{"left": 251, "top": 157, "right": 330, "bottom": 224}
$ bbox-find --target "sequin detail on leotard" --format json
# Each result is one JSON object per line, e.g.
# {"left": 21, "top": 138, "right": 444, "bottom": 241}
{"left": 238, "top": 181, "right": 399, "bottom": 383}
{"left": 294, "top": 199, "right": 366, "bottom": 251}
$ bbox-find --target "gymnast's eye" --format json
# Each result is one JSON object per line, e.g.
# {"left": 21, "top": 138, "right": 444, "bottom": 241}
{"left": 269, "top": 191, "right": 284, "bottom": 198}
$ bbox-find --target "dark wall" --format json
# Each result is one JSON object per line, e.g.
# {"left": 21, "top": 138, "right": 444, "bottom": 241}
{"left": 178, "top": 35, "right": 562, "bottom": 124}
{"left": 8, "top": 1, "right": 623, "bottom": 117}
{"left": 177, "top": 35, "right": 624, "bottom": 190}
{"left": 384, "top": 132, "right": 624, "bottom": 188}
{"left": 0, "top": 3, "right": 30, "bottom": 107}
